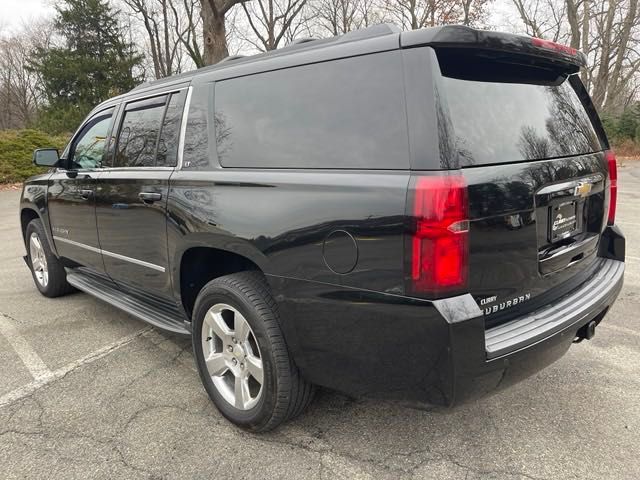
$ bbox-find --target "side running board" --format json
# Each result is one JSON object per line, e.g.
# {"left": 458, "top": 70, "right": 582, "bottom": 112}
{"left": 66, "top": 268, "right": 190, "bottom": 336}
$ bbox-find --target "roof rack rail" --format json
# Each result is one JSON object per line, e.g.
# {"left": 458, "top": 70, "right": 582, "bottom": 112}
{"left": 217, "top": 55, "right": 245, "bottom": 64}
{"left": 339, "top": 23, "right": 400, "bottom": 41}
{"left": 291, "top": 37, "right": 318, "bottom": 45}
{"left": 131, "top": 81, "right": 151, "bottom": 91}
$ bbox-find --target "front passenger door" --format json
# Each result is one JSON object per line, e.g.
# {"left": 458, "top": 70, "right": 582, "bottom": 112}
{"left": 47, "top": 108, "right": 115, "bottom": 272}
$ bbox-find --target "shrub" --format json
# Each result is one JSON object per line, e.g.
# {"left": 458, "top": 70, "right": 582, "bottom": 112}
{"left": 0, "top": 129, "right": 69, "bottom": 183}
{"left": 612, "top": 138, "right": 640, "bottom": 158}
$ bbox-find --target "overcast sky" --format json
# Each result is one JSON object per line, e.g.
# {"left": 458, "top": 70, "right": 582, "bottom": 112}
{"left": 1, "top": 0, "right": 55, "bottom": 33}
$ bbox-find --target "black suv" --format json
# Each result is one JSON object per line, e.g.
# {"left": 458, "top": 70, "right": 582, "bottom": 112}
{"left": 21, "top": 24, "right": 625, "bottom": 432}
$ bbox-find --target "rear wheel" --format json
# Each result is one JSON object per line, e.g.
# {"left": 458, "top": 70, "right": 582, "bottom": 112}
{"left": 192, "top": 271, "right": 314, "bottom": 432}
{"left": 25, "top": 219, "right": 74, "bottom": 298}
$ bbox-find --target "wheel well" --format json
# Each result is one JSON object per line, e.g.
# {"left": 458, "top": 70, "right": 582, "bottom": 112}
{"left": 180, "top": 247, "right": 260, "bottom": 319}
{"left": 20, "top": 209, "right": 40, "bottom": 243}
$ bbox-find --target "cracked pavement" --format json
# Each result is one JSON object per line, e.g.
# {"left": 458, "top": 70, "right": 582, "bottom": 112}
{"left": 1, "top": 165, "right": 640, "bottom": 479}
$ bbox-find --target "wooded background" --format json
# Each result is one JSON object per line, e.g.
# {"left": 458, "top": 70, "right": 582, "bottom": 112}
{"left": 1, "top": 0, "right": 639, "bottom": 170}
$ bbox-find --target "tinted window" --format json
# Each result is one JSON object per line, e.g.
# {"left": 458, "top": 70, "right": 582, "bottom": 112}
{"left": 214, "top": 52, "right": 409, "bottom": 169}
{"left": 114, "top": 96, "right": 166, "bottom": 167}
{"left": 70, "top": 110, "right": 113, "bottom": 169}
{"left": 437, "top": 53, "right": 601, "bottom": 166}
{"left": 157, "top": 91, "right": 186, "bottom": 167}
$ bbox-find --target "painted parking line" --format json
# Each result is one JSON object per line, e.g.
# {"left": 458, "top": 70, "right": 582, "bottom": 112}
{"left": 0, "top": 314, "right": 52, "bottom": 381}
{"left": 0, "top": 326, "right": 152, "bottom": 409}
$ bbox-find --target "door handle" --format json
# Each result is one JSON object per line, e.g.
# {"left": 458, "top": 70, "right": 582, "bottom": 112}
{"left": 139, "top": 192, "right": 162, "bottom": 203}
{"left": 80, "top": 189, "right": 93, "bottom": 200}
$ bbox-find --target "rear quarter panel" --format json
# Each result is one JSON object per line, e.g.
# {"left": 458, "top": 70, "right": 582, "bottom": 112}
{"left": 167, "top": 169, "right": 410, "bottom": 295}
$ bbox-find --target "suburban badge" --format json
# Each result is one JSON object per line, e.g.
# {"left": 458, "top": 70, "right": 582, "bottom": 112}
{"left": 481, "top": 293, "right": 532, "bottom": 315}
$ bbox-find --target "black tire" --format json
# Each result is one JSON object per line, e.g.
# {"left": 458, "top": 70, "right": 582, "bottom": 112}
{"left": 192, "top": 271, "right": 314, "bottom": 432}
{"left": 25, "top": 219, "right": 75, "bottom": 298}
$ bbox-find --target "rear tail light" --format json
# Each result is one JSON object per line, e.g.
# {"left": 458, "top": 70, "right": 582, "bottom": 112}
{"left": 531, "top": 37, "right": 577, "bottom": 56}
{"left": 606, "top": 150, "right": 617, "bottom": 225}
{"left": 406, "top": 174, "right": 469, "bottom": 297}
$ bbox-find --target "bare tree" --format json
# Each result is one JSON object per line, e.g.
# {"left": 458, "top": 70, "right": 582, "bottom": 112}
{"left": 121, "top": 0, "right": 203, "bottom": 77}
{"left": 384, "top": 0, "right": 491, "bottom": 30}
{"left": 511, "top": 0, "right": 640, "bottom": 113}
{"left": 0, "top": 21, "right": 53, "bottom": 129}
{"left": 358, "top": 0, "right": 386, "bottom": 26}
{"left": 595, "top": 0, "right": 639, "bottom": 111}
{"left": 241, "top": 0, "right": 308, "bottom": 51}
{"left": 511, "top": 0, "right": 566, "bottom": 39}
{"left": 172, "top": 0, "right": 205, "bottom": 67}
{"left": 314, "top": 0, "right": 361, "bottom": 35}
{"left": 200, "top": 0, "right": 250, "bottom": 64}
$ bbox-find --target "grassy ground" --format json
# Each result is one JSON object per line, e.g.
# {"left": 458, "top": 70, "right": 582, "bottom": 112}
{"left": 0, "top": 130, "right": 69, "bottom": 184}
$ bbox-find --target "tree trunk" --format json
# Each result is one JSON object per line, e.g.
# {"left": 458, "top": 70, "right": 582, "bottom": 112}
{"left": 580, "top": 0, "right": 589, "bottom": 85}
{"left": 565, "top": 0, "right": 580, "bottom": 50}
{"left": 201, "top": 1, "right": 229, "bottom": 65}
{"left": 603, "top": 0, "right": 638, "bottom": 112}
{"left": 591, "top": 2, "right": 617, "bottom": 110}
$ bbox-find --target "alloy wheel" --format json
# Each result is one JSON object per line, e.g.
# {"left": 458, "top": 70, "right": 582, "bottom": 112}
{"left": 29, "top": 232, "right": 49, "bottom": 287}
{"left": 201, "top": 303, "right": 264, "bottom": 410}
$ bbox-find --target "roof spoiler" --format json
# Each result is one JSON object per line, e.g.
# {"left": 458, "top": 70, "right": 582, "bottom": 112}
{"left": 401, "top": 25, "right": 587, "bottom": 74}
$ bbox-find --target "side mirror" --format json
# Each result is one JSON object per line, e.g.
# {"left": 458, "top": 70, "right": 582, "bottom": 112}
{"left": 33, "top": 148, "right": 60, "bottom": 167}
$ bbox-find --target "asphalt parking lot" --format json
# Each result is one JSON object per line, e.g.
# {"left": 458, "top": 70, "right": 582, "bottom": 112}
{"left": 1, "top": 166, "right": 639, "bottom": 480}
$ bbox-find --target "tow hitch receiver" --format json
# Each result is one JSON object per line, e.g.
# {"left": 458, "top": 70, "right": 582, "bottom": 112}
{"left": 574, "top": 320, "right": 597, "bottom": 343}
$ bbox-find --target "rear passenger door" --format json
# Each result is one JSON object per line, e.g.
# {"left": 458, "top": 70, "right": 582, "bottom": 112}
{"left": 95, "top": 90, "right": 187, "bottom": 297}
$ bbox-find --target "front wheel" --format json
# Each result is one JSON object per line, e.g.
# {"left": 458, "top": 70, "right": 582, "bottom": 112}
{"left": 25, "top": 219, "right": 75, "bottom": 298}
{"left": 192, "top": 271, "right": 314, "bottom": 432}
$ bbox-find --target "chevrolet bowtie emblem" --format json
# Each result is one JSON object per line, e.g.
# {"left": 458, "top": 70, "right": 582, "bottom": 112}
{"left": 574, "top": 182, "right": 592, "bottom": 197}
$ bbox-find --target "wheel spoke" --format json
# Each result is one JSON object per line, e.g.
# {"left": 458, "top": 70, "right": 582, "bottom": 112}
{"left": 205, "top": 311, "right": 232, "bottom": 341}
{"left": 234, "top": 375, "right": 251, "bottom": 409}
{"left": 246, "top": 355, "right": 263, "bottom": 385}
{"left": 32, "top": 258, "right": 42, "bottom": 271}
{"left": 30, "top": 235, "right": 41, "bottom": 252}
{"left": 205, "top": 353, "right": 228, "bottom": 376}
{"left": 234, "top": 313, "right": 250, "bottom": 343}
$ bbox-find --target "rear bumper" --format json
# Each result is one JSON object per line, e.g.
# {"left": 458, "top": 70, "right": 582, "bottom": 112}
{"left": 270, "top": 227, "right": 625, "bottom": 406}
{"left": 484, "top": 258, "right": 623, "bottom": 359}
{"left": 447, "top": 257, "right": 624, "bottom": 406}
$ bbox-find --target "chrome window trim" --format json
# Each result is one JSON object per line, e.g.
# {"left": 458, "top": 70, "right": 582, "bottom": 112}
{"left": 97, "top": 82, "right": 191, "bottom": 111}
{"left": 53, "top": 236, "right": 166, "bottom": 273}
{"left": 98, "top": 166, "right": 176, "bottom": 172}
{"left": 177, "top": 85, "right": 193, "bottom": 170}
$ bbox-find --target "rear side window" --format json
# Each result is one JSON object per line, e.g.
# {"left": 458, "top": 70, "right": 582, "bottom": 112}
{"left": 436, "top": 51, "right": 601, "bottom": 166}
{"left": 115, "top": 96, "right": 167, "bottom": 168}
{"left": 113, "top": 91, "right": 186, "bottom": 168}
{"left": 157, "top": 91, "right": 187, "bottom": 167}
{"left": 214, "top": 51, "right": 409, "bottom": 169}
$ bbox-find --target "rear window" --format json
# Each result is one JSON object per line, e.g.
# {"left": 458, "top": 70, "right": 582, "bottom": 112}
{"left": 214, "top": 51, "right": 409, "bottom": 169}
{"left": 436, "top": 51, "right": 601, "bottom": 167}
